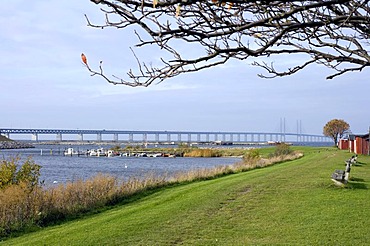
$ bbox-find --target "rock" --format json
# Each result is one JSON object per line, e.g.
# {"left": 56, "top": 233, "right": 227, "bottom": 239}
{"left": 0, "top": 141, "right": 34, "bottom": 149}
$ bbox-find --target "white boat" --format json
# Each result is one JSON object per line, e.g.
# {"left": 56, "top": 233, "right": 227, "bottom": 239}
{"left": 97, "top": 148, "right": 107, "bottom": 157}
{"left": 121, "top": 152, "right": 130, "bottom": 157}
{"left": 107, "top": 150, "right": 115, "bottom": 157}
{"left": 89, "top": 149, "right": 98, "bottom": 156}
{"left": 64, "top": 148, "right": 79, "bottom": 156}
{"left": 149, "top": 153, "right": 162, "bottom": 157}
{"left": 89, "top": 148, "right": 107, "bottom": 157}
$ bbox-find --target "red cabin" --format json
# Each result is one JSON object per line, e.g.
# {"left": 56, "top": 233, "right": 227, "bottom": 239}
{"left": 339, "top": 133, "right": 369, "bottom": 155}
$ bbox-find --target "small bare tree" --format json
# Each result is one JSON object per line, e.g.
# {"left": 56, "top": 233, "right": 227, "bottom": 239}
{"left": 84, "top": 0, "right": 370, "bottom": 86}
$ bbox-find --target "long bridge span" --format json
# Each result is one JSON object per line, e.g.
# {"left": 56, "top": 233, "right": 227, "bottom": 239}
{"left": 0, "top": 128, "right": 331, "bottom": 144}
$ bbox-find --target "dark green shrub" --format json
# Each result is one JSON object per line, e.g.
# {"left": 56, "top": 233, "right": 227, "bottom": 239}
{"left": 0, "top": 157, "right": 41, "bottom": 190}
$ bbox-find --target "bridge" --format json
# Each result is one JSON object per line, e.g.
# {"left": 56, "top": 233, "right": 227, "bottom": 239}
{"left": 0, "top": 128, "right": 331, "bottom": 144}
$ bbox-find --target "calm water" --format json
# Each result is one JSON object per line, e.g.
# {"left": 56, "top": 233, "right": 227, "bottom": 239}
{"left": 0, "top": 144, "right": 241, "bottom": 185}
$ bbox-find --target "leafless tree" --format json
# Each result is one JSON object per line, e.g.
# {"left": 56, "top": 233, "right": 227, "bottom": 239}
{"left": 84, "top": 0, "right": 370, "bottom": 87}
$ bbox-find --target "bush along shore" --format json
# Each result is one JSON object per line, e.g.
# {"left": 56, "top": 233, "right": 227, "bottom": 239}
{"left": 0, "top": 144, "right": 302, "bottom": 238}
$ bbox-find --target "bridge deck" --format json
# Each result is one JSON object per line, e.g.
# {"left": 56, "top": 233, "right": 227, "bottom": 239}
{"left": 0, "top": 128, "right": 331, "bottom": 143}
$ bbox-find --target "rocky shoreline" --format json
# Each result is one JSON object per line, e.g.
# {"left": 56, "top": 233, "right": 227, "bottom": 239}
{"left": 0, "top": 141, "right": 35, "bottom": 149}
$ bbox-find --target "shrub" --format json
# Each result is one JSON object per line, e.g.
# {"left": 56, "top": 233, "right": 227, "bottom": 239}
{"left": 243, "top": 149, "right": 261, "bottom": 162}
{"left": 0, "top": 157, "right": 41, "bottom": 190}
{"left": 110, "top": 145, "right": 121, "bottom": 152}
{"left": 270, "top": 143, "right": 293, "bottom": 157}
{"left": 183, "top": 149, "right": 221, "bottom": 157}
{"left": 0, "top": 157, "right": 42, "bottom": 236}
{"left": 0, "top": 158, "right": 17, "bottom": 189}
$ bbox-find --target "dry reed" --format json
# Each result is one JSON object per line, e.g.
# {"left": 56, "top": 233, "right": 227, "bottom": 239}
{"left": 183, "top": 149, "right": 221, "bottom": 157}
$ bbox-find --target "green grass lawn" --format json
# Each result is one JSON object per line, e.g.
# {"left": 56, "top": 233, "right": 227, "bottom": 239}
{"left": 2, "top": 147, "right": 370, "bottom": 245}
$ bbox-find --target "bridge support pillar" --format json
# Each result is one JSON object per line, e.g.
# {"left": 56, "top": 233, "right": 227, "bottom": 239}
{"left": 97, "top": 133, "right": 102, "bottom": 142}
{"left": 187, "top": 133, "right": 191, "bottom": 143}
{"left": 167, "top": 134, "right": 171, "bottom": 142}
{"left": 197, "top": 134, "right": 201, "bottom": 142}
{"left": 129, "top": 134, "right": 133, "bottom": 142}
{"left": 206, "top": 134, "right": 209, "bottom": 142}
{"left": 114, "top": 134, "right": 118, "bottom": 142}
{"left": 32, "top": 133, "right": 38, "bottom": 142}
{"left": 155, "top": 133, "right": 159, "bottom": 142}
{"left": 78, "top": 133, "right": 83, "bottom": 141}
{"left": 56, "top": 133, "right": 63, "bottom": 141}
{"left": 178, "top": 134, "right": 182, "bottom": 143}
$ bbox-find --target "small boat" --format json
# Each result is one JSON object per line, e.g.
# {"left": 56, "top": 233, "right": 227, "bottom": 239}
{"left": 148, "top": 153, "right": 162, "bottom": 157}
{"left": 107, "top": 150, "right": 115, "bottom": 157}
{"left": 97, "top": 148, "right": 107, "bottom": 157}
{"left": 89, "top": 149, "right": 98, "bottom": 156}
{"left": 121, "top": 152, "right": 130, "bottom": 157}
{"left": 64, "top": 148, "right": 79, "bottom": 156}
{"left": 89, "top": 148, "right": 107, "bottom": 157}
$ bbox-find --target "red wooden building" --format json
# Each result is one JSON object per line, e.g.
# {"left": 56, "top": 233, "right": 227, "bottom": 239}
{"left": 339, "top": 133, "right": 369, "bottom": 155}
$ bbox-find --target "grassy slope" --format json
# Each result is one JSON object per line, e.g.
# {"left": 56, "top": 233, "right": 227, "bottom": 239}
{"left": 0, "top": 136, "right": 11, "bottom": 141}
{"left": 3, "top": 148, "right": 370, "bottom": 245}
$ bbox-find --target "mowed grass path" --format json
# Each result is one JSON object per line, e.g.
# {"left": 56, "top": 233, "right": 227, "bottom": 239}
{"left": 3, "top": 148, "right": 370, "bottom": 245}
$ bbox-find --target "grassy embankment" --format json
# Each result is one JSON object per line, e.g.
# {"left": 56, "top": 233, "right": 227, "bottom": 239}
{"left": 0, "top": 136, "right": 12, "bottom": 142}
{"left": 2, "top": 147, "right": 370, "bottom": 245}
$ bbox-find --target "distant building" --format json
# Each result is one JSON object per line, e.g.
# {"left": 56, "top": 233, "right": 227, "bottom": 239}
{"left": 338, "top": 133, "right": 369, "bottom": 155}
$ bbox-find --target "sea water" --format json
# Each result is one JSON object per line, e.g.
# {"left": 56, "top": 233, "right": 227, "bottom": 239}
{"left": 0, "top": 144, "right": 241, "bottom": 185}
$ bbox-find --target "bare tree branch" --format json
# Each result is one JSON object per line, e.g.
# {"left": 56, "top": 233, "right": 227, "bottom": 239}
{"left": 83, "top": 0, "right": 370, "bottom": 86}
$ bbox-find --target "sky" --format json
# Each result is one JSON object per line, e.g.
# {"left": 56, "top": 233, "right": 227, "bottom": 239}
{"left": 1, "top": 0, "right": 369, "bottom": 138}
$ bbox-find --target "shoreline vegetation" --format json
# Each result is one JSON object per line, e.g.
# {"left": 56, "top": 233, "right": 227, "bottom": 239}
{"left": 0, "top": 144, "right": 301, "bottom": 239}
{"left": 118, "top": 145, "right": 251, "bottom": 158}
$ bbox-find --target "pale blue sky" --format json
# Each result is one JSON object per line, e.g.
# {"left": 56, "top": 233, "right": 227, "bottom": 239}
{"left": 1, "top": 0, "right": 369, "bottom": 136}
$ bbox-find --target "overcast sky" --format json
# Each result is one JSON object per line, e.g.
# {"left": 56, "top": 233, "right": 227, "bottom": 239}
{"left": 1, "top": 0, "right": 369, "bottom": 137}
